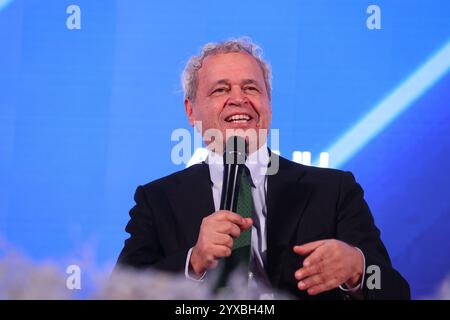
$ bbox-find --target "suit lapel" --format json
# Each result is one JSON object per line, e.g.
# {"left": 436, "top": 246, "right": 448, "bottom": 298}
{"left": 266, "top": 155, "right": 312, "bottom": 287}
{"left": 166, "top": 162, "right": 215, "bottom": 247}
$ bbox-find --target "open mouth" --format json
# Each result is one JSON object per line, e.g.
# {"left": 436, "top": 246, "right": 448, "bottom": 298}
{"left": 225, "top": 114, "right": 253, "bottom": 124}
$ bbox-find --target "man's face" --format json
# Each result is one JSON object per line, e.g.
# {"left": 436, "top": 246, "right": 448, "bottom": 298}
{"left": 185, "top": 52, "right": 272, "bottom": 152}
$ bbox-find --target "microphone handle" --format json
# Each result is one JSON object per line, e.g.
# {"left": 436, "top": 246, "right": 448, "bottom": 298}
{"left": 220, "top": 163, "right": 243, "bottom": 212}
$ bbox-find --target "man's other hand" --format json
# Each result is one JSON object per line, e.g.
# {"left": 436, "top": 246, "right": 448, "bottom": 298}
{"left": 293, "top": 239, "right": 364, "bottom": 295}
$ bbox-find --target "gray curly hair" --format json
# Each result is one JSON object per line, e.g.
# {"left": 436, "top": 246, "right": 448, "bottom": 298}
{"left": 181, "top": 37, "right": 272, "bottom": 102}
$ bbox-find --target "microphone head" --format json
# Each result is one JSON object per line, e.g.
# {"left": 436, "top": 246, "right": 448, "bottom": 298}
{"left": 224, "top": 136, "right": 248, "bottom": 165}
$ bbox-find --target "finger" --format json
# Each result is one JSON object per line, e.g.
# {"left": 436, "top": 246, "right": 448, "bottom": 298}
{"left": 216, "top": 222, "right": 241, "bottom": 238}
{"left": 297, "top": 273, "right": 327, "bottom": 291}
{"left": 293, "top": 240, "right": 327, "bottom": 257}
{"left": 216, "top": 211, "right": 249, "bottom": 229}
{"left": 294, "top": 263, "right": 323, "bottom": 281}
{"left": 212, "top": 233, "right": 234, "bottom": 248}
{"left": 302, "top": 245, "right": 327, "bottom": 267}
{"left": 211, "top": 244, "right": 232, "bottom": 259}
{"left": 240, "top": 218, "right": 253, "bottom": 230}
{"left": 226, "top": 215, "right": 252, "bottom": 230}
{"left": 306, "top": 279, "right": 339, "bottom": 296}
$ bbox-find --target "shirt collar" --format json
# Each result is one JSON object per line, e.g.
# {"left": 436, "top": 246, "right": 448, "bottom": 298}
{"left": 206, "top": 143, "right": 269, "bottom": 188}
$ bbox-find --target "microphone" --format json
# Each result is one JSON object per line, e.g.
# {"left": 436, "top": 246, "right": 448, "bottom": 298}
{"left": 215, "top": 136, "right": 249, "bottom": 292}
{"left": 219, "top": 136, "right": 248, "bottom": 212}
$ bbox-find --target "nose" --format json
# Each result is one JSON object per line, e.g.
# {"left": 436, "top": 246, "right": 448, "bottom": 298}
{"left": 228, "top": 85, "right": 247, "bottom": 106}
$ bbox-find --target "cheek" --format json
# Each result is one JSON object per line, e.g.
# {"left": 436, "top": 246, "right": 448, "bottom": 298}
{"left": 258, "top": 103, "right": 272, "bottom": 121}
{"left": 194, "top": 105, "right": 222, "bottom": 128}
{"left": 259, "top": 108, "right": 272, "bottom": 129}
{"left": 250, "top": 96, "right": 270, "bottom": 113}
{"left": 204, "top": 101, "right": 226, "bottom": 121}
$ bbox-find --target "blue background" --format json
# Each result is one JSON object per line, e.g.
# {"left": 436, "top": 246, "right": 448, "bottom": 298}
{"left": 1, "top": 0, "right": 449, "bottom": 299}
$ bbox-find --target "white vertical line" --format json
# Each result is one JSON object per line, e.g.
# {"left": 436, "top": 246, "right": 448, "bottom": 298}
{"left": 292, "top": 151, "right": 302, "bottom": 164}
{"left": 319, "top": 152, "right": 329, "bottom": 168}
{"left": 302, "top": 152, "right": 311, "bottom": 166}
{"left": 321, "top": 40, "right": 450, "bottom": 168}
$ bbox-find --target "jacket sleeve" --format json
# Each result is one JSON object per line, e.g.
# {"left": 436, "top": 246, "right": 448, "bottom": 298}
{"left": 116, "top": 186, "right": 189, "bottom": 273}
{"left": 335, "top": 171, "right": 410, "bottom": 300}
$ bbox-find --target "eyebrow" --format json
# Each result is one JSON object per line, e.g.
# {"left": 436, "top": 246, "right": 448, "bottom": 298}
{"left": 209, "top": 78, "right": 261, "bottom": 89}
{"left": 241, "top": 79, "right": 261, "bottom": 87}
{"left": 210, "top": 79, "right": 230, "bottom": 87}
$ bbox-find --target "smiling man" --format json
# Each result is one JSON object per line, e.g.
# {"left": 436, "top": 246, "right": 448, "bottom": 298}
{"left": 117, "top": 38, "right": 410, "bottom": 300}
{"left": 184, "top": 49, "right": 272, "bottom": 155}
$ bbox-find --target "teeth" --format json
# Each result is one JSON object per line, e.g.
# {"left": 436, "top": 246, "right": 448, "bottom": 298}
{"left": 230, "top": 120, "right": 247, "bottom": 123}
{"left": 226, "top": 114, "right": 251, "bottom": 122}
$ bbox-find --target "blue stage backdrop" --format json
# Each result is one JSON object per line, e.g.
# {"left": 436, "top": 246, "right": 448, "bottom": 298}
{"left": 1, "top": 0, "right": 449, "bottom": 299}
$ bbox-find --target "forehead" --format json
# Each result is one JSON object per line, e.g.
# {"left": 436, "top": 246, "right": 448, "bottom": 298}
{"left": 198, "top": 52, "right": 265, "bottom": 84}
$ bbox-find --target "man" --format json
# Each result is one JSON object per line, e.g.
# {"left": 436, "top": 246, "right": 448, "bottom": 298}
{"left": 117, "top": 38, "right": 410, "bottom": 299}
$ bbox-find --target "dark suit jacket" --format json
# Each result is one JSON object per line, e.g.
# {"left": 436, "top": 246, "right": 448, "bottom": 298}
{"left": 117, "top": 154, "right": 410, "bottom": 299}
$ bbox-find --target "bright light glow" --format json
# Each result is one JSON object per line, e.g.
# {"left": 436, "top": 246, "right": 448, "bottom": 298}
{"left": 0, "top": 0, "right": 14, "bottom": 11}
{"left": 318, "top": 152, "right": 329, "bottom": 168}
{"left": 302, "top": 152, "right": 311, "bottom": 165}
{"left": 321, "top": 40, "right": 450, "bottom": 168}
{"left": 292, "top": 151, "right": 302, "bottom": 164}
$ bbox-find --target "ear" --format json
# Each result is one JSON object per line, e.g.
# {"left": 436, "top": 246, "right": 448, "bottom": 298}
{"left": 184, "top": 98, "right": 195, "bottom": 127}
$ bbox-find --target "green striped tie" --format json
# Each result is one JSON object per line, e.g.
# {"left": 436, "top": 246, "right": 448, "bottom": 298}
{"left": 215, "top": 167, "right": 253, "bottom": 290}
{"left": 233, "top": 168, "right": 253, "bottom": 250}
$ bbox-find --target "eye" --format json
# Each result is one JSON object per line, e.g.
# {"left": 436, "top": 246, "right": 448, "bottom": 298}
{"left": 211, "top": 87, "right": 229, "bottom": 95}
{"left": 244, "top": 86, "right": 260, "bottom": 93}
